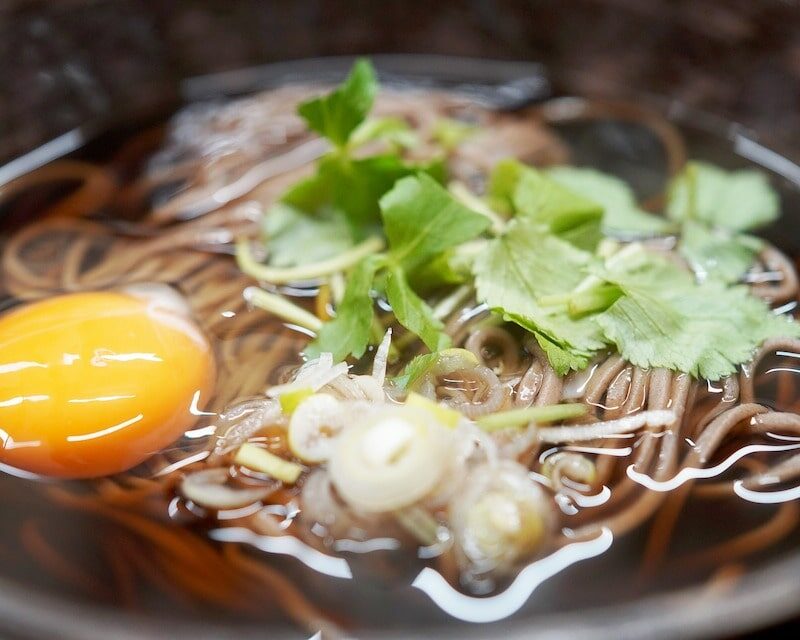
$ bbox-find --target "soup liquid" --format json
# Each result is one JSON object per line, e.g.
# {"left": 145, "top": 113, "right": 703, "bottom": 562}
{"left": 0, "top": 100, "right": 799, "bottom": 638}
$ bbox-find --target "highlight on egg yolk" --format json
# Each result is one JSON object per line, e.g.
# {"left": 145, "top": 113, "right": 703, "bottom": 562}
{"left": 0, "top": 286, "right": 215, "bottom": 478}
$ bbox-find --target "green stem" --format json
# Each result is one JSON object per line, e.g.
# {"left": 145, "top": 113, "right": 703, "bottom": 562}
{"left": 329, "top": 272, "right": 346, "bottom": 304}
{"left": 448, "top": 181, "right": 506, "bottom": 235}
{"left": 432, "top": 284, "right": 473, "bottom": 320}
{"left": 243, "top": 286, "right": 323, "bottom": 332}
{"left": 476, "top": 403, "right": 587, "bottom": 432}
{"left": 236, "top": 236, "right": 385, "bottom": 284}
{"left": 567, "top": 284, "right": 622, "bottom": 317}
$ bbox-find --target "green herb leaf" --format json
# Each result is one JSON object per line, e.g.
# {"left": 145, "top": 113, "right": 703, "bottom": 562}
{"left": 473, "top": 219, "right": 606, "bottom": 373}
{"left": 381, "top": 174, "right": 490, "bottom": 273}
{"left": 281, "top": 170, "right": 334, "bottom": 212}
{"left": 285, "top": 155, "right": 444, "bottom": 240}
{"left": 261, "top": 203, "right": 353, "bottom": 267}
{"left": 297, "top": 58, "right": 377, "bottom": 147}
{"left": 350, "top": 117, "right": 418, "bottom": 149}
{"left": 392, "top": 352, "right": 440, "bottom": 390}
{"left": 593, "top": 250, "right": 799, "bottom": 379}
{"left": 406, "top": 247, "right": 474, "bottom": 294}
{"left": 391, "top": 348, "right": 479, "bottom": 390}
{"left": 531, "top": 333, "right": 597, "bottom": 375}
{"left": 385, "top": 265, "right": 451, "bottom": 352}
{"left": 432, "top": 118, "right": 477, "bottom": 151}
{"left": 319, "top": 154, "right": 417, "bottom": 238}
{"left": 306, "top": 255, "right": 385, "bottom": 361}
{"left": 489, "top": 160, "right": 603, "bottom": 250}
{"left": 666, "top": 161, "right": 779, "bottom": 232}
{"left": 547, "top": 166, "right": 675, "bottom": 237}
{"left": 678, "top": 219, "right": 762, "bottom": 283}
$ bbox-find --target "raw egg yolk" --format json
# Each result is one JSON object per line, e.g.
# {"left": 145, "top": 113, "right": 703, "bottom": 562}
{"left": 0, "top": 286, "right": 215, "bottom": 478}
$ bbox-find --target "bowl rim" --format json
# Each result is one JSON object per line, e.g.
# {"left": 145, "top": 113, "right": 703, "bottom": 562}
{"left": 1, "top": 53, "right": 799, "bottom": 640}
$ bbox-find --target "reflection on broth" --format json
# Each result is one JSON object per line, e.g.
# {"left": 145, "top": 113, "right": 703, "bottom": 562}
{"left": 1, "top": 59, "right": 800, "bottom": 638}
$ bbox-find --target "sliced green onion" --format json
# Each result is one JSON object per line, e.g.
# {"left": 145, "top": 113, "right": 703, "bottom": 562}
{"left": 236, "top": 236, "right": 385, "bottom": 284}
{"left": 394, "top": 505, "right": 448, "bottom": 547}
{"left": 243, "top": 286, "right": 322, "bottom": 332}
{"left": 278, "top": 387, "right": 314, "bottom": 415}
{"left": 405, "top": 392, "right": 462, "bottom": 428}
{"left": 234, "top": 443, "right": 304, "bottom": 484}
{"left": 476, "top": 403, "right": 588, "bottom": 432}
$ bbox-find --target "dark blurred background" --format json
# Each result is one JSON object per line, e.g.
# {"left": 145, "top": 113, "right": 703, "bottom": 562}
{"left": 2, "top": 0, "right": 800, "bottom": 164}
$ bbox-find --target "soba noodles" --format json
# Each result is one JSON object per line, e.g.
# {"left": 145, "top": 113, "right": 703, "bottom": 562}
{"left": 1, "top": 60, "right": 800, "bottom": 637}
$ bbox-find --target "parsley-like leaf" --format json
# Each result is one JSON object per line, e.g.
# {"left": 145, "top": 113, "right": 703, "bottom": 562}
{"left": 297, "top": 59, "right": 377, "bottom": 147}
{"left": 489, "top": 160, "right": 603, "bottom": 250}
{"left": 319, "top": 154, "right": 417, "bottom": 238}
{"left": 679, "top": 219, "right": 762, "bottom": 283}
{"left": 381, "top": 174, "right": 490, "bottom": 273}
{"left": 547, "top": 166, "right": 675, "bottom": 237}
{"left": 350, "top": 117, "right": 417, "bottom": 149}
{"left": 593, "top": 249, "right": 799, "bottom": 379}
{"left": 473, "top": 219, "right": 606, "bottom": 373}
{"left": 666, "top": 161, "right": 779, "bottom": 232}
{"left": 261, "top": 204, "right": 352, "bottom": 267}
{"left": 306, "top": 255, "right": 385, "bottom": 361}
{"left": 385, "top": 266, "right": 451, "bottom": 352}
{"left": 391, "top": 352, "right": 441, "bottom": 390}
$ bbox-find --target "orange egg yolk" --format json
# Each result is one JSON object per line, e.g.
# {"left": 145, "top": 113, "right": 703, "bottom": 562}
{"left": 0, "top": 289, "right": 215, "bottom": 478}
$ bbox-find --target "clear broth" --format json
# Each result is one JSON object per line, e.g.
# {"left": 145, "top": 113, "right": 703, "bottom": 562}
{"left": 1, "top": 98, "right": 800, "bottom": 638}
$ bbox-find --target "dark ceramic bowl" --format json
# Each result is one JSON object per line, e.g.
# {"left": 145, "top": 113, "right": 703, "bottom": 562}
{"left": 2, "top": 45, "right": 800, "bottom": 640}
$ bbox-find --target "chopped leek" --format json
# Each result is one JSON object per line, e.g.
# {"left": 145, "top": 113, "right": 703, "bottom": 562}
{"left": 234, "top": 443, "right": 304, "bottom": 484}
{"left": 405, "top": 391, "right": 462, "bottom": 428}
{"left": 476, "top": 403, "right": 587, "bottom": 432}
{"left": 278, "top": 387, "right": 315, "bottom": 415}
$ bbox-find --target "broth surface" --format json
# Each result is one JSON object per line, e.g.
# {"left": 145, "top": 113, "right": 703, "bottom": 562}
{"left": 1, "top": 85, "right": 800, "bottom": 638}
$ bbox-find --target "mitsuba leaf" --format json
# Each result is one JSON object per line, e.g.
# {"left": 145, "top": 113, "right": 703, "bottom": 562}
{"left": 261, "top": 203, "right": 352, "bottom": 267}
{"left": 319, "top": 154, "right": 417, "bottom": 238}
{"left": 297, "top": 58, "right": 377, "bottom": 147}
{"left": 592, "top": 249, "right": 799, "bottom": 379}
{"left": 381, "top": 174, "right": 490, "bottom": 273}
{"left": 349, "top": 117, "right": 418, "bottom": 149}
{"left": 306, "top": 255, "right": 385, "bottom": 361}
{"left": 547, "top": 166, "right": 675, "bottom": 237}
{"left": 489, "top": 160, "right": 603, "bottom": 250}
{"left": 432, "top": 118, "right": 477, "bottom": 151}
{"left": 385, "top": 266, "right": 451, "bottom": 352}
{"left": 678, "top": 219, "right": 762, "bottom": 283}
{"left": 473, "top": 219, "right": 606, "bottom": 374}
{"left": 666, "top": 161, "right": 779, "bottom": 232}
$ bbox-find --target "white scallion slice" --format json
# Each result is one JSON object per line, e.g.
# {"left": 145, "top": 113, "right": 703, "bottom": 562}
{"left": 288, "top": 393, "right": 345, "bottom": 463}
{"left": 234, "top": 443, "right": 304, "bottom": 484}
{"left": 180, "top": 468, "right": 275, "bottom": 510}
{"left": 329, "top": 406, "right": 451, "bottom": 513}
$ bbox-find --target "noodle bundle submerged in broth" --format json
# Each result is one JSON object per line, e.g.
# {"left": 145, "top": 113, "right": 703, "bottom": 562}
{"left": 2, "top": 58, "right": 800, "bottom": 637}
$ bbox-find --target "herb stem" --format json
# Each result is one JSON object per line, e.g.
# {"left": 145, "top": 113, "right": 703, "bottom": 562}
{"left": 329, "top": 272, "right": 346, "bottom": 304}
{"left": 432, "top": 284, "right": 473, "bottom": 320}
{"left": 448, "top": 181, "right": 506, "bottom": 235}
{"left": 476, "top": 403, "right": 588, "bottom": 432}
{"left": 236, "top": 236, "right": 385, "bottom": 284}
{"left": 243, "top": 286, "right": 323, "bottom": 332}
{"left": 567, "top": 284, "right": 622, "bottom": 317}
